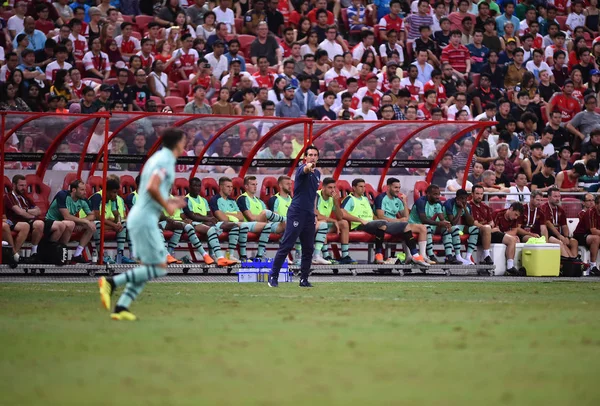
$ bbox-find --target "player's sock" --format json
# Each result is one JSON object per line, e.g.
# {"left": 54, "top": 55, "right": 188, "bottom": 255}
{"left": 228, "top": 226, "right": 239, "bottom": 257}
{"left": 238, "top": 223, "right": 249, "bottom": 257}
{"left": 116, "top": 227, "right": 126, "bottom": 252}
{"left": 483, "top": 249, "right": 491, "bottom": 257}
{"left": 442, "top": 229, "right": 453, "bottom": 257}
{"left": 507, "top": 259, "right": 514, "bottom": 268}
{"left": 256, "top": 223, "right": 272, "bottom": 257}
{"left": 113, "top": 264, "right": 167, "bottom": 287}
{"left": 341, "top": 243, "right": 349, "bottom": 258}
{"left": 74, "top": 245, "right": 84, "bottom": 257}
{"left": 168, "top": 229, "right": 183, "bottom": 253}
{"left": 466, "top": 226, "right": 479, "bottom": 255}
{"left": 426, "top": 226, "right": 435, "bottom": 258}
{"left": 403, "top": 230, "right": 418, "bottom": 256}
{"left": 31, "top": 245, "right": 38, "bottom": 254}
{"left": 452, "top": 227, "right": 462, "bottom": 257}
{"left": 264, "top": 210, "right": 285, "bottom": 223}
{"left": 92, "top": 220, "right": 101, "bottom": 250}
{"left": 418, "top": 240, "right": 427, "bottom": 258}
{"left": 184, "top": 224, "right": 207, "bottom": 256}
{"left": 374, "top": 228, "right": 385, "bottom": 253}
{"left": 314, "top": 222, "right": 328, "bottom": 252}
{"left": 207, "top": 226, "right": 224, "bottom": 258}
{"left": 115, "top": 281, "right": 146, "bottom": 311}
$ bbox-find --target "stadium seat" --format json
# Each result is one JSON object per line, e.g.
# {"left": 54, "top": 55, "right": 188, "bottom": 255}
{"left": 87, "top": 176, "right": 104, "bottom": 194}
{"left": 122, "top": 15, "right": 133, "bottom": 23}
{"left": 570, "top": 152, "right": 581, "bottom": 163}
{"left": 336, "top": 180, "right": 352, "bottom": 199}
{"left": 104, "top": 78, "right": 117, "bottom": 86}
{"left": 231, "top": 177, "right": 245, "bottom": 199}
{"left": 165, "top": 96, "right": 186, "bottom": 109}
{"left": 62, "top": 172, "right": 79, "bottom": 190}
{"left": 4, "top": 176, "right": 12, "bottom": 194}
{"left": 237, "top": 35, "right": 256, "bottom": 57}
{"left": 172, "top": 178, "right": 189, "bottom": 197}
{"left": 245, "top": 64, "right": 257, "bottom": 74}
{"left": 260, "top": 176, "right": 279, "bottom": 204}
{"left": 136, "top": 15, "right": 154, "bottom": 32}
{"left": 120, "top": 175, "right": 137, "bottom": 197}
{"left": 234, "top": 17, "right": 243, "bottom": 34}
{"left": 150, "top": 95, "right": 162, "bottom": 105}
{"left": 131, "top": 31, "right": 142, "bottom": 40}
{"left": 200, "top": 177, "right": 219, "bottom": 199}
{"left": 488, "top": 196, "right": 506, "bottom": 211}
{"left": 561, "top": 197, "right": 583, "bottom": 219}
{"left": 176, "top": 80, "right": 191, "bottom": 100}
{"left": 364, "top": 183, "right": 378, "bottom": 204}
{"left": 556, "top": 15, "right": 567, "bottom": 30}
{"left": 25, "top": 175, "right": 50, "bottom": 215}
{"left": 413, "top": 180, "right": 429, "bottom": 202}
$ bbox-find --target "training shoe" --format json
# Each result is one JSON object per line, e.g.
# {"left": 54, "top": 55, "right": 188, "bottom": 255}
{"left": 98, "top": 276, "right": 114, "bottom": 310}
{"left": 166, "top": 254, "right": 182, "bottom": 265}
{"left": 181, "top": 255, "right": 193, "bottom": 264}
{"left": 103, "top": 255, "right": 116, "bottom": 265}
{"left": 425, "top": 257, "right": 437, "bottom": 265}
{"left": 384, "top": 257, "right": 396, "bottom": 264}
{"left": 458, "top": 255, "right": 474, "bottom": 265}
{"left": 323, "top": 256, "right": 338, "bottom": 265}
{"left": 411, "top": 254, "right": 430, "bottom": 267}
{"left": 121, "top": 256, "right": 137, "bottom": 264}
{"left": 445, "top": 256, "right": 461, "bottom": 265}
{"left": 312, "top": 255, "right": 331, "bottom": 265}
{"left": 374, "top": 253, "right": 384, "bottom": 264}
{"left": 268, "top": 275, "right": 279, "bottom": 287}
{"left": 505, "top": 267, "right": 521, "bottom": 276}
{"left": 590, "top": 266, "right": 600, "bottom": 276}
{"left": 71, "top": 255, "right": 91, "bottom": 264}
{"left": 110, "top": 310, "right": 137, "bottom": 321}
{"left": 338, "top": 256, "right": 358, "bottom": 265}
{"left": 217, "top": 257, "right": 238, "bottom": 267}
{"left": 481, "top": 256, "right": 494, "bottom": 265}
{"left": 202, "top": 253, "right": 215, "bottom": 265}
{"left": 299, "top": 278, "right": 313, "bottom": 287}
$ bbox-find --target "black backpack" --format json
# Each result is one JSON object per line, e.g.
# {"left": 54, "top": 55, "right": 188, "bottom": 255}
{"left": 560, "top": 256, "right": 584, "bottom": 277}
{"left": 2, "top": 246, "right": 17, "bottom": 268}
{"left": 38, "top": 241, "right": 68, "bottom": 266}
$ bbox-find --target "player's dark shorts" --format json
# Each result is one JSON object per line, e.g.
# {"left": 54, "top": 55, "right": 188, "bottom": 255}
{"left": 477, "top": 231, "right": 505, "bottom": 245}
{"left": 573, "top": 233, "right": 590, "bottom": 247}
{"left": 383, "top": 222, "right": 407, "bottom": 235}
{"left": 43, "top": 220, "right": 56, "bottom": 237}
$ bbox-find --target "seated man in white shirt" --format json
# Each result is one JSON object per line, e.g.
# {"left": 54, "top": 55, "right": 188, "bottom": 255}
{"left": 350, "top": 96, "right": 378, "bottom": 120}
{"left": 505, "top": 172, "right": 531, "bottom": 208}
{"left": 447, "top": 92, "right": 472, "bottom": 120}
{"left": 446, "top": 167, "right": 473, "bottom": 192}
{"left": 318, "top": 25, "right": 344, "bottom": 62}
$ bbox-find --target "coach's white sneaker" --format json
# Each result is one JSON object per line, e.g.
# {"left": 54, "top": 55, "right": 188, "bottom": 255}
{"left": 458, "top": 255, "right": 474, "bottom": 265}
{"left": 312, "top": 254, "right": 331, "bottom": 265}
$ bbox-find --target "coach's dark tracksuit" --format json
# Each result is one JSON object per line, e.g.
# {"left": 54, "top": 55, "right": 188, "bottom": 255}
{"left": 270, "top": 164, "right": 320, "bottom": 281}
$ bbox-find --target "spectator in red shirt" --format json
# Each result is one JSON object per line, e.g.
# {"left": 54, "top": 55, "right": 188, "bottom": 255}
{"left": 441, "top": 29, "right": 471, "bottom": 80}
{"left": 573, "top": 194, "right": 600, "bottom": 275}
{"left": 418, "top": 89, "right": 439, "bottom": 119}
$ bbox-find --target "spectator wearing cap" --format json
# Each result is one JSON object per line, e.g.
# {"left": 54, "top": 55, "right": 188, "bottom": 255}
{"left": 352, "top": 72, "right": 383, "bottom": 110}
{"left": 224, "top": 39, "right": 246, "bottom": 71}
{"left": 205, "top": 39, "right": 228, "bottom": 80}
{"left": 411, "top": 49, "right": 434, "bottom": 84}
{"left": 495, "top": 1, "right": 520, "bottom": 37}
{"left": 567, "top": 95, "right": 600, "bottom": 143}
{"left": 184, "top": 85, "right": 213, "bottom": 114}
{"left": 275, "top": 84, "right": 302, "bottom": 118}
{"left": 294, "top": 73, "right": 316, "bottom": 115}
{"left": 498, "top": 37, "right": 517, "bottom": 66}
{"left": 378, "top": 60, "right": 399, "bottom": 93}
{"left": 94, "top": 84, "right": 113, "bottom": 112}
{"left": 12, "top": 16, "right": 46, "bottom": 52}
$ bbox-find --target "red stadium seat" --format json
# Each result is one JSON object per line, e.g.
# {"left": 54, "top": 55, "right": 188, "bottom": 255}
{"left": 570, "top": 152, "right": 581, "bottom": 164}
{"left": 413, "top": 180, "right": 429, "bottom": 202}
{"left": 172, "top": 178, "right": 189, "bottom": 196}
{"left": 105, "top": 78, "right": 117, "bottom": 86}
{"left": 237, "top": 35, "right": 256, "bottom": 57}
{"left": 136, "top": 15, "right": 154, "bottom": 32}
{"left": 200, "top": 177, "right": 219, "bottom": 199}
{"left": 177, "top": 80, "right": 191, "bottom": 101}
{"left": 245, "top": 64, "right": 257, "bottom": 74}
{"left": 260, "top": 176, "right": 279, "bottom": 205}
{"left": 336, "top": 180, "right": 352, "bottom": 199}
{"left": 122, "top": 15, "right": 133, "bottom": 23}
{"left": 164, "top": 96, "right": 186, "bottom": 109}
{"left": 150, "top": 95, "right": 162, "bottom": 105}
{"left": 231, "top": 177, "right": 245, "bottom": 199}
{"left": 234, "top": 17, "right": 243, "bottom": 34}
{"left": 488, "top": 196, "right": 506, "bottom": 211}
{"left": 4, "top": 176, "right": 12, "bottom": 194}
{"left": 561, "top": 197, "right": 583, "bottom": 218}
{"left": 62, "top": 172, "right": 79, "bottom": 191}
{"left": 556, "top": 15, "right": 567, "bottom": 30}
{"left": 120, "top": 175, "right": 137, "bottom": 197}
{"left": 25, "top": 175, "right": 50, "bottom": 216}
{"left": 87, "top": 176, "right": 104, "bottom": 194}
{"left": 364, "top": 183, "right": 378, "bottom": 205}
{"left": 131, "top": 31, "right": 142, "bottom": 40}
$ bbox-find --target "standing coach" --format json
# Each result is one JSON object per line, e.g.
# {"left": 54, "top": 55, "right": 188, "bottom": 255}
{"left": 269, "top": 146, "right": 320, "bottom": 288}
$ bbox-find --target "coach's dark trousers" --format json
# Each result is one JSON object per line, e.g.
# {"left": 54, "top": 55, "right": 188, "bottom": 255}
{"left": 271, "top": 209, "right": 316, "bottom": 280}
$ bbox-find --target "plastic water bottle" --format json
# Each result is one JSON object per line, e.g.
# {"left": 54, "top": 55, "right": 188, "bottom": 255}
{"left": 92, "top": 250, "right": 98, "bottom": 264}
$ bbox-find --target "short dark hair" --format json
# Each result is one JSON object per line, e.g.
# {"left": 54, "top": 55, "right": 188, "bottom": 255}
{"left": 244, "top": 175, "right": 257, "bottom": 185}
{"left": 219, "top": 177, "right": 232, "bottom": 185}
{"left": 352, "top": 178, "right": 365, "bottom": 187}
{"left": 190, "top": 177, "right": 202, "bottom": 185}
{"left": 69, "top": 180, "right": 83, "bottom": 192}
{"left": 386, "top": 177, "right": 400, "bottom": 186}
{"left": 509, "top": 202, "right": 524, "bottom": 214}
{"left": 106, "top": 178, "right": 120, "bottom": 191}
{"left": 323, "top": 177, "right": 336, "bottom": 186}
{"left": 12, "top": 174, "right": 25, "bottom": 185}
{"left": 305, "top": 145, "right": 319, "bottom": 156}
{"left": 161, "top": 127, "right": 185, "bottom": 150}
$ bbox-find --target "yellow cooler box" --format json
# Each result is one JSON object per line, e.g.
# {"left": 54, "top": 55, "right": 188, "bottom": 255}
{"left": 521, "top": 243, "right": 560, "bottom": 277}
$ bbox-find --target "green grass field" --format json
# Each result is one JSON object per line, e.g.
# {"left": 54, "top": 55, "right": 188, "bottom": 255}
{"left": 1, "top": 281, "right": 600, "bottom": 406}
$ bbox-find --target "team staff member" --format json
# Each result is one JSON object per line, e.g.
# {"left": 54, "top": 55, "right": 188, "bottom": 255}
{"left": 541, "top": 187, "right": 579, "bottom": 258}
{"left": 573, "top": 195, "right": 600, "bottom": 276}
{"left": 269, "top": 146, "right": 321, "bottom": 288}
{"left": 519, "top": 190, "right": 547, "bottom": 243}
{"left": 470, "top": 185, "right": 518, "bottom": 272}
{"left": 314, "top": 177, "right": 357, "bottom": 265}
{"left": 492, "top": 202, "right": 524, "bottom": 275}
{"left": 374, "top": 177, "right": 432, "bottom": 265}
{"left": 3, "top": 174, "right": 46, "bottom": 262}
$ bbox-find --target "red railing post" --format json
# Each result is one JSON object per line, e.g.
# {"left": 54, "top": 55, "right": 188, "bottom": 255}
{"left": 461, "top": 127, "right": 493, "bottom": 189}
{"left": 0, "top": 112, "right": 5, "bottom": 264}
{"left": 98, "top": 116, "right": 110, "bottom": 266}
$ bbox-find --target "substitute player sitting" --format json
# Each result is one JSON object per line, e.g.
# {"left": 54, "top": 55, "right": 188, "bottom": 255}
{"left": 443, "top": 189, "right": 480, "bottom": 265}
{"left": 573, "top": 195, "right": 600, "bottom": 276}
{"left": 409, "top": 184, "right": 459, "bottom": 265}
{"left": 45, "top": 180, "right": 95, "bottom": 264}
{"left": 182, "top": 177, "right": 238, "bottom": 267}
{"left": 314, "top": 177, "right": 357, "bottom": 265}
{"left": 374, "top": 177, "right": 433, "bottom": 265}
{"left": 237, "top": 176, "right": 287, "bottom": 260}
{"left": 541, "top": 187, "right": 579, "bottom": 258}
{"left": 98, "top": 127, "right": 188, "bottom": 320}
{"left": 470, "top": 185, "right": 518, "bottom": 271}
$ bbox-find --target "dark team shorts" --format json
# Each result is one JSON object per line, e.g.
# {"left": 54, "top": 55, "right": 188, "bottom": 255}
{"left": 574, "top": 233, "right": 590, "bottom": 247}
{"left": 43, "top": 219, "right": 56, "bottom": 238}
{"left": 477, "top": 231, "right": 506, "bottom": 245}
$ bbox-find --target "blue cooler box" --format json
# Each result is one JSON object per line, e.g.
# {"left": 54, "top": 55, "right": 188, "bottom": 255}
{"left": 237, "top": 259, "right": 293, "bottom": 283}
